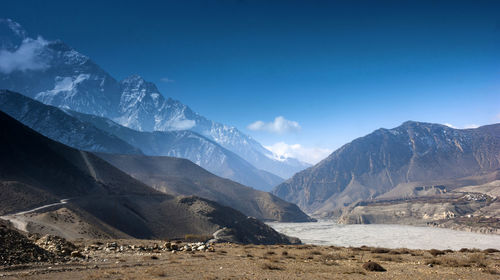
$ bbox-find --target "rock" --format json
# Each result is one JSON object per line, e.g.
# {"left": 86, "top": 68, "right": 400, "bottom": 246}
{"left": 70, "top": 251, "right": 84, "bottom": 258}
{"left": 0, "top": 221, "right": 57, "bottom": 265}
{"left": 362, "top": 261, "right": 386, "bottom": 272}
{"left": 34, "top": 235, "right": 78, "bottom": 257}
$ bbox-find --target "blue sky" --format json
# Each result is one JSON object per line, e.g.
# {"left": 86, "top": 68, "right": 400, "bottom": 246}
{"left": 3, "top": 0, "right": 500, "bottom": 163}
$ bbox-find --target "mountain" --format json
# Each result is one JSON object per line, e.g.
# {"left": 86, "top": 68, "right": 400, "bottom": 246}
{"left": 0, "top": 90, "right": 282, "bottom": 190}
{"left": 0, "top": 18, "right": 309, "bottom": 179}
{"left": 0, "top": 90, "right": 141, "bottom": 155}
{"left": 65, "top": 110, "right": 284, "bottom": 191}
{"left": 0, "top": 110, "right": 299, "bottom": 244}
{"left": 96, "top": 153, "right": 313, "bottom": 222}
{"left": 273, "top": 121, "right": 500, "bottom": 214}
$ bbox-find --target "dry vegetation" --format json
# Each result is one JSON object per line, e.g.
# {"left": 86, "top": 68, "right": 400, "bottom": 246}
{"left": 1, "top": 240, "right": 500, "bottom": 279}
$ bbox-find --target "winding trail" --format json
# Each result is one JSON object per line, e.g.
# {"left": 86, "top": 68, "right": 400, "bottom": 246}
{"left": 0, "top": 199, "right": 70, "bottom": 232}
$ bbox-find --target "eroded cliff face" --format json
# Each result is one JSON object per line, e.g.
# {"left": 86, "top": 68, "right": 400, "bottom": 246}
{"left": 338, "top": 191, "right": 500, "bottom": 234}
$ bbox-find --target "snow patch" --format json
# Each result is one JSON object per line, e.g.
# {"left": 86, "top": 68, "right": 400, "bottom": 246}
{"left": 35, "top": 74, "right": 90, "bottom": 102}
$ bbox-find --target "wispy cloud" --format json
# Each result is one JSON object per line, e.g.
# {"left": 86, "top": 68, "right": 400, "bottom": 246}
{"left": 265, "top": 142, "right": 332, "bottom": 165}
{"left": 169, "top": 119, "right": 195, "bottom": 130}
{"left": 444, "top": 123, "right": 457, "bottom": 129}
{"left": 444, "top": 123, "right": 481, "bottom": 129}
{"left": 464, "top": 124, "right": 479, "bottom": 129}
{"left": 160, "top": 77, "right": 175, "bottom": 83}
{"left": 248, "top": 116, "right": 301, "bottom": 134}
{"left": 0, "top": 36, "right": 49, "bottom": 74}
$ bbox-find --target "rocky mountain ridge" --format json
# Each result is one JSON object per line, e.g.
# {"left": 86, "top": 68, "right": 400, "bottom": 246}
{"left": 273, "top": 121, "right": 500, "bottom": 214}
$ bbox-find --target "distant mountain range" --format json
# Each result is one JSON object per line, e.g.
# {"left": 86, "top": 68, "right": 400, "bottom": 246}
{"left": 97, "top": 153, "right": 313, "bottom": 222}
{"left": 273, "top": 121, "right": 500, "bottom": 215}
{"left": 0, "top": 90, "right": 141, "bottom": 155}
{"left": 0, "top": 90, "right": 282, "bottom": 190}
{"left": 0, "top": 18, "right": 310, "bottom": 180}
{"left": 0, "top": 90, "right": 311, "bottom": 221}
{"left": 0, "top": 110, "right": 300, "bottom": 244}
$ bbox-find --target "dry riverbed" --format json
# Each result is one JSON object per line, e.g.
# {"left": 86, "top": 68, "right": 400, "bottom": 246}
{"left": 1, "top": 239, "right": 500, "bottom": 279}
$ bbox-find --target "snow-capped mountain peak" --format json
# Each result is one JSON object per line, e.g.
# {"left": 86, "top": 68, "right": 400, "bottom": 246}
{"left": 0, "top": 19, "right": 310, "bottom": 179}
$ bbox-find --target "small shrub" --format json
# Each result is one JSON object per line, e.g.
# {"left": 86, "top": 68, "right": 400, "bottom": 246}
{"left": 429, "top": 249, "right": 445, "bottom": 257}
{"left": 362, "top": 261, "right": 386, "bottom": 272}
{"left": 459, "top": 248, "right": 480, "bottom": 253}
{"left": 262, "top": 263, "right": 283, "bottom": 270}
{"left": 467, "top": 253, "right": 488, "bottom": 268}
{"left": 281, "top": 251, "right": 288, "bottom": 256}
{"left": 391, "top": 248, "right": 410, "bottom": 255}
{"left": 150, "top": 255, "right": 159, "bottom": 260}
{"left": 483, "top": 248, "right": 500, "bottom": 254}
{"left": 430, "top": 253, "right": 488, "bottom": 268}
{"left": 360, "top": 245, "right": 371, "bottom": 251}
{"left": 371, "top": 248, "right": 390, "bottom": 254}
{"left": 424, "top": 258, "right": 442, "bottom": 266}
{"left": 266, "top": 250, "right": 276, "bottom": 255}
{"left": 374, "top": 255, "right": 402, "bottom": 262}
{"left": 310, "top": 250, "right": 322, "bottom": 255}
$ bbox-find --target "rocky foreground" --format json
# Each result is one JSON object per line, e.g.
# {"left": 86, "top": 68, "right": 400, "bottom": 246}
{"left": 2, "top": 223, "right": 500, "bottom": 279}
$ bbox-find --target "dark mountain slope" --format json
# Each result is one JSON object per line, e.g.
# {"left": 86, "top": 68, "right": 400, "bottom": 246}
{"left": 97, "top": 153, "right": 313, "bottom": 222}
{"left": 273, "top": 121, "right": 500, "bottom": 214}
{"left": 0, "top": 111, "right": 299, "bottom": 244}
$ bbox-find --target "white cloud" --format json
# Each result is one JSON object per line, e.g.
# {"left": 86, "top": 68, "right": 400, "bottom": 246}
{"left": 0, "top": 36, "right": 49, "bottom": 74}
{"left": 265, "top": 142, "right": 332, "bottom": 165}
{"left": 444, "top": 123, "right": 480, "bottom": 129}
{"left": 169, "top": 119, "right": 195, "bottom": 130}
{"left": 160, "top": 77, "right": 175, "bottom": 83}
{"left": 464, "top": 124, "right": 479, "bottom": 129}
{"left": 247, "top": 116, "right": 301, "bottom": 134}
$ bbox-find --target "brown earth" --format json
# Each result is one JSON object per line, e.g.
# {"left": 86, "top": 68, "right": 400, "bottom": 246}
{"left": 1, "top": 239, "right": 500, "bottom": 279}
